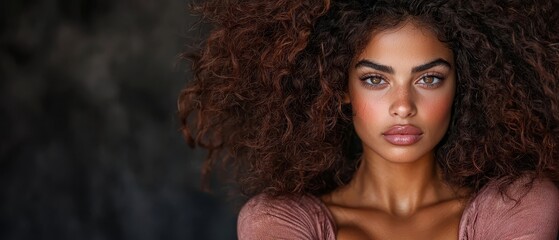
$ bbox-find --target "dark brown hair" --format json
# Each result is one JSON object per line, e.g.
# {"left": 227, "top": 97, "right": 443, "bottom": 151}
{"left": 179, "top": 0, "right": 559, "bottom": 197}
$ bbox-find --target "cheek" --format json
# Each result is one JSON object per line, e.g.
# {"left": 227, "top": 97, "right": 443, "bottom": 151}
{"left": 422, "top": 91, "right": 454, "bottom": 127}
{"left": 351, "top": 92, "right": 379, "bottom": 122}
{"left": 348, "top": 79, "right": 384, "bottom": 123}
{"left": 352, "top": 97, "right": 366, "bottom": 119}
{"left": 349, "top": 91, "right": 385, "bottom": 137}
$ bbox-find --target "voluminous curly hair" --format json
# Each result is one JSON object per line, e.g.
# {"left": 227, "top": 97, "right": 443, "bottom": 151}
{"left": 179, "top": 0, "right": 559, "bottom": 197}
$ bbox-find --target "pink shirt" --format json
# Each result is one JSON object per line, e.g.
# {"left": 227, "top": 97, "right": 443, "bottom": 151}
{"left": 238, "top": 178, "right": 559, "bottom": 239}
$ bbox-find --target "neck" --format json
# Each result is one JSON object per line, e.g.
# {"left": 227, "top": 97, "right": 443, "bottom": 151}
{"left": 348, "top": 152, "right": 449, "bottom": 216}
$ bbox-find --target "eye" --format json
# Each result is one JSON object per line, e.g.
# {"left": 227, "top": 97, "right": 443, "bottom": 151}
{"left": 416, "top": 74, "right": 444, "bottom": 88}
{"left": 360, "top": 75, "right": 388, "bottom": 89}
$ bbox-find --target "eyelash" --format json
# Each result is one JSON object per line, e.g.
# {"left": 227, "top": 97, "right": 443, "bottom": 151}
{"left": 359, "top": 74, "right": 387, "bottom": 89}
{"left": 359, "top": 73, "right": 445, "bottom": 89}
{"left": 417, "top": 73, "right": 445, "bottom": 88}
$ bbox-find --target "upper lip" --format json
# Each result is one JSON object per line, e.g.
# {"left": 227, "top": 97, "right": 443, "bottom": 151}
{"left": 382, "top": 125, "right": 423, "bottom": 135}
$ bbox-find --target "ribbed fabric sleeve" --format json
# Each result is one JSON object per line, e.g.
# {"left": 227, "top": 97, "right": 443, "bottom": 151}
{"left": 238, "top": 194, "right": 336, "bottom": 240}
{"left": 458, "top": 178, "right": 559, "bottom": 240}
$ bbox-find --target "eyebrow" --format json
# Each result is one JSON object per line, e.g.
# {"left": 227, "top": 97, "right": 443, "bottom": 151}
{"left": 354, "top": 58, "right": 452, "bottom": 74}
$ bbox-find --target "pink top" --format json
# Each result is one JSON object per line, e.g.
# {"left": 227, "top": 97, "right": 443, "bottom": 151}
{"left": 238, "top": 178, "right": 559, "bottom": 239}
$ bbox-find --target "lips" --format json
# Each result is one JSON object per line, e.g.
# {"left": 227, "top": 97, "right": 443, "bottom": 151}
{"left": 382, "top": 125, "right": 423, "bottom": 145}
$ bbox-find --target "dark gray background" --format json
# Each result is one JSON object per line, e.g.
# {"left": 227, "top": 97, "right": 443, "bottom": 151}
{"left": 1, "top": 0, "right": 237, "bottom": 239}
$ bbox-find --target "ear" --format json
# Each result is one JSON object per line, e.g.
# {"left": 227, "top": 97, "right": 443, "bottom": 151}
{"left": 343, "top": 91, "right": 351, "bottom": 104}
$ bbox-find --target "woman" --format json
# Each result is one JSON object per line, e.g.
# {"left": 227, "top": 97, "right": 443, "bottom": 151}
{"left": 179, "top": 0, "right": 559, "bottom": 239}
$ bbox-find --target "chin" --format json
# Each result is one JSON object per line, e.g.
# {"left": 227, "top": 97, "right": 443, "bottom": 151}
{"left": 363, "top": 146, "right": 435, "bottom": 164}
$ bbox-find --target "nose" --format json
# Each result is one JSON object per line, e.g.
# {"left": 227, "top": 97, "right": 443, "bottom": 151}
{"left": 389, "top": 87, "right": 417, "bottom": 118}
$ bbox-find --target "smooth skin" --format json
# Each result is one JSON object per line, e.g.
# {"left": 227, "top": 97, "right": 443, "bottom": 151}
{"left": 322, "top": 20, "right": 467, "bottom": 240}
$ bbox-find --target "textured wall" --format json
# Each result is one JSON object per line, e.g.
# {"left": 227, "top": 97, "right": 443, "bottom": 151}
{"left": 0, "top": 0, "right": 237, "bottom": 239}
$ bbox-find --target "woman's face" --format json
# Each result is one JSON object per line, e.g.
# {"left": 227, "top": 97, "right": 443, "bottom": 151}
{"left": 348, "top": 21, "right": 456, "bottom": 164}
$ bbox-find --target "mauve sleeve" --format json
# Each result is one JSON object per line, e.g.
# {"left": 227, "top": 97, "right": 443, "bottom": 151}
{"left": 237, "top": 194, "right": 336, "bottom": 240}
{"left": 467, "top": 178, "right": 559, "bottom": 240}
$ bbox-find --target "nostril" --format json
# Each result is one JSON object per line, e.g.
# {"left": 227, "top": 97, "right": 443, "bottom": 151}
{"left": 390, "top": 101, "right": 417, "bottom": 118}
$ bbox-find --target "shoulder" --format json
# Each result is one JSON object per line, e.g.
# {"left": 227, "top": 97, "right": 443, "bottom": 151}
{"left": 460, "top": 177, "right": 559, "bottom": 239}
{"left": 472, "top": 177, "right": 559, "bottom": 212}
{"left": 237, "top": 194, "right": 336, "bottom": 240}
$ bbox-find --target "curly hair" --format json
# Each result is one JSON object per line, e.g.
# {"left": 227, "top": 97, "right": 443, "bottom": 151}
{"left": 179, "top": 0, "right": 559, "bottom": 197}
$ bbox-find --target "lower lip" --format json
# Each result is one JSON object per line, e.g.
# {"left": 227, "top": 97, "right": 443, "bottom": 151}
{"left": 383, "top": 134, "right": 422, "bottom": 145}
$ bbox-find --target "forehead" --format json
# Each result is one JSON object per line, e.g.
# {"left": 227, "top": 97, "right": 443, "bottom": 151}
{"left": 356, "top": 21, "right": 454, "bottom": 65}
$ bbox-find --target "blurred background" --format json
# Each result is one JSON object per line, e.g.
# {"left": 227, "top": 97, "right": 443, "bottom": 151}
{"left": 0, "top": 0, "right": 238, "bottom": 239}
